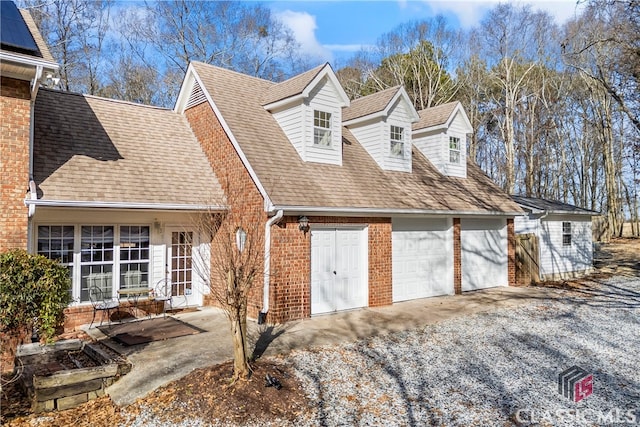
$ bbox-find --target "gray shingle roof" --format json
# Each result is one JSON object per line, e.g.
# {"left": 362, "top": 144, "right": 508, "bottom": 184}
{"left": 413, "top": 101, "right": 459, "bottom": 131}
{"left": 343, "top": 86, "right": 401, "bottom": 122}
{"left": 33, "top": 89, "right": 224, "bottom": 207}
{"left": 193, "top": 62, "right": 521, "bottom": 214}
{"left": 261, "top": 63, "right": 326, "bottom": 106}
{"left": 512, "top": 196, "right": 600, "bottom": 215}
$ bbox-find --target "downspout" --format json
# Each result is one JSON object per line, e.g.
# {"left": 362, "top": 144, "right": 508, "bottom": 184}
{"left": 259, "top": 209, "right": 283, "bottom": 324}
{"left": 26, "top": 66, "right": 43, "bottom": 250}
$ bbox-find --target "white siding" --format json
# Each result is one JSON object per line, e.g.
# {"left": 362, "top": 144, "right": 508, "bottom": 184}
{"left": 514, "top": 215, "right": 539, "bottom": 235}
{"left": 348, "top": 97, "right": 415, "bottom": 172}
{"left": 305, "top": 77, "right": 343, "bottom": 165}
{"left": 539, "top": 215, "right": 593, "bottom": 278}
{"left": 350, "top": 119, "right": 383, "bottom": 164}
{"left": 441, "top": 111, "right": 468, "bottom": 178}
{"left": 413, "top": 111, "right": 470, "bottom": 178}
{"left": 30, "top": 208, "right": 209, "bottom": 307}
{"left": 272, "top": 104, "right": 305, "bottom": 159}
{"left": 384, "top": 99, "right": 413, "bottom": 172}
{"left": 413, "top": 130, "right": 443, "bottom": 170}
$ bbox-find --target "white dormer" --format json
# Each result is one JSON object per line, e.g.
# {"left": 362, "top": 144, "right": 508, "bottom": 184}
{"left": 262, "top": 64, "right": 350, "bottom": 166}
{"left": 412, "top": 102, "right": 473, "bottom": 178}
{"left": 343, "top": 87, "right": 419, "bottom": 172}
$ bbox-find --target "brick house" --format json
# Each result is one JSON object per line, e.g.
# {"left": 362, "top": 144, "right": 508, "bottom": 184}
{"left": 175, "top": 62, "right": 522, "bottom": 324}
{"left": 2, "top": 4, "right": 522, "bottom": 329}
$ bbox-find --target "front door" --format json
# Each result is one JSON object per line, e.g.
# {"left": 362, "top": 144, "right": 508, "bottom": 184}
{"left": 165, "top": 229, "right": 198, "bottom": 308}
{"left": 310, "top": 228, "right": 367, "bottom": 315}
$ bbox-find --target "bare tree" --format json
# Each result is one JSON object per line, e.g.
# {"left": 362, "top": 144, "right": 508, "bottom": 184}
{"left": 20, "top": 0, "right": 113, "bottom": 94}
{"left": 191, "top": 184, "right": 265, "bottom": 381}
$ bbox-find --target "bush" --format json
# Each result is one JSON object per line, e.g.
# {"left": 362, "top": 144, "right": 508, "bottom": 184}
{"left": 0, "top": 249, "right": 71, "bottom": 342}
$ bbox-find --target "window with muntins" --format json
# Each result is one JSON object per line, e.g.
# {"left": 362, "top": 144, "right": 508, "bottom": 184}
{"left": 119, "top": 226, "right": 150, "bottom": 289}
{"left": 390, "top": 125, "right": 404, "bottom": 157}
{"left": 314, "top": 110, "right": 332, "bottom": 146}
{"left": 562, "top": 222, "right": 572, "bottom": 246}
{"left": 37, "top": 225, "right": 74, "bottom": 296}
{"left": 37, "top": 225, "right": 151, "bottom": 303}
{"left": 449, "top": 136, "right": 461, "bottom": 164}
{"left": 81, "top": 226, "right": 114, "bottom": 302}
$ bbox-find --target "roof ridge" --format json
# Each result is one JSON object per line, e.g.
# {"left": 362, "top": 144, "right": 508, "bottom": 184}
{"left": 191, "top": 61, "right": 275, "bottom": 85}
{"left": 39, "top": 88, "right": 172, "bottom": 111}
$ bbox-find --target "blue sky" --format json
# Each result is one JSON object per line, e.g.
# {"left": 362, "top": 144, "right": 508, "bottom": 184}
{"left": 267, "top": 1, "right": 583, "bottom": 65}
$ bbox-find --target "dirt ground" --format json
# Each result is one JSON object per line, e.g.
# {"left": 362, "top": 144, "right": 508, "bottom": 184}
{"left": 2, "top": 238, "right": 638, "bottom": 426}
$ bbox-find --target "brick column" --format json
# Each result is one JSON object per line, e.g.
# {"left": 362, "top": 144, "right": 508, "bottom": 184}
{"left": 453, "top": 218, "right": 462, "bottom": 294}
{"left": 507, "top": 218, "right": 516, "bottom": 286}
{"left": 0, "top": 77, "right": 31, "bottom": 251}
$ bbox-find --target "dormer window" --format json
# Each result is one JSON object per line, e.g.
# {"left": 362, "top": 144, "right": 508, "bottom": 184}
{"left": 449, "top": 136, "right": 460, "bottom": 164}
{"left": 314, "top": 110, "right": 332, "bottom": 146}
{"left": 390, "top": 125, "right": 404, "bottom": 157}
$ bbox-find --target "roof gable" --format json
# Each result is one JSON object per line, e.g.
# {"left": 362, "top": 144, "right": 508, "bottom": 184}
{"left": 262, "top": 63, "right": 350, "bottom": 110}
{"left": 413, "top": 101, "right": 472, "bottom": 134}
{"left": 343, "top": 86, "right": 419, "bottom": 125}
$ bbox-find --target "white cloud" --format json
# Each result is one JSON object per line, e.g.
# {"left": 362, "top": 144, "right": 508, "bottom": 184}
{"left": 275, "top": 10, "right": 333, "bottom": 62}
{"left": 423, "top": 1, "right": 583, "bottom": 28}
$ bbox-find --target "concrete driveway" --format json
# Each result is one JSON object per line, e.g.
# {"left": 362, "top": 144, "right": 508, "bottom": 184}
{"left": 85, "top": 285, "right": 562, "bottom": 406}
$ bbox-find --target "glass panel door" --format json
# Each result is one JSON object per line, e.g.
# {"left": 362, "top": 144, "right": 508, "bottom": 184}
{"left": 168, "top": 230, "right": 193, "bottom": 307}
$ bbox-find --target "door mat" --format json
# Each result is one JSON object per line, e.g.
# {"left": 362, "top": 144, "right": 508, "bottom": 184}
{"left": 98, "top": 317, "right": 205, "bottom": 346}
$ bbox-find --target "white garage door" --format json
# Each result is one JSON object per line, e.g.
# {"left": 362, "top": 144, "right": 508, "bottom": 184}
{"left": 392, "top": 218, "right": 453, "bottom": 302}
{"left": 461, "top": 218, "right": 508, "bottom": 291}
{"left": 311, "top": 228, "right": 367, "bottom": 314}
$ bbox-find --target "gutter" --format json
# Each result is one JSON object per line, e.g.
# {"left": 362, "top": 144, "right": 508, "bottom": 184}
{"left": 260, "top": 209, "right": 284, "bottom": 324}
{"left": 0, "top": 51, "right": 59, "bottom": 71}
{"left": 24, "top": 199, "right": 226, "bottom": 211}
{"left": 271, "top": 205, "right": 523, "bottom": 217}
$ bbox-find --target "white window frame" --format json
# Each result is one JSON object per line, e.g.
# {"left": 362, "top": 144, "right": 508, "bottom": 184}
{"left": 390, "top": 125, "right": 404, "bottom": 158}
{"left": 562, "top": 221, "right": 572, "bottom": 246}
{"left": 449, "top": 136, "right": 461, "bottom": 164}
{"left": 36, "top": 224, "right": 151, "bottom": 304}
{"left": 313, "top": 110, "right": 332, "bottom": 147}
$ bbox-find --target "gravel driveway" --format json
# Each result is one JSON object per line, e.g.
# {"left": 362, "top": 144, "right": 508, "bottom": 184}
{"left": 131, "top": 276, "right": 639, "bottom": 427}
{"left": 270, "top": 276, "right": 639, "bottom": 426}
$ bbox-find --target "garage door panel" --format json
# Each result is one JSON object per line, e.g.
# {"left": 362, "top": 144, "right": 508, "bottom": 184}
{"left": 311, "top": 228, "right": 367, "bottom": 315}
{"left": 461, "top": 219, "right": 508, "bottom": 291}
{"left": 392, "top": 218, "right": 453, "bottom": 302}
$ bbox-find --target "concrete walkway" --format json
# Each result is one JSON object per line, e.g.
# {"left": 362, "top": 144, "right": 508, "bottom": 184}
{"left": 84, "top": 285, "right": 563, "bottom": 406}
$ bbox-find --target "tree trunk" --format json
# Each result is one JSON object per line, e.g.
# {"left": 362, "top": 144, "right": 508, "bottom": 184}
{"left": 228, "top": 302, "right": 250, "bottom": 381}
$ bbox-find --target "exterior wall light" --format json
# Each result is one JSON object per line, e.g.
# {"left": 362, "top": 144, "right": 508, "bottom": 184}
{"left": 298, "top": 216, "right": 310, "bottom": 233}
{"left": 236, "top": 227, "right": 247, "bottom": 252}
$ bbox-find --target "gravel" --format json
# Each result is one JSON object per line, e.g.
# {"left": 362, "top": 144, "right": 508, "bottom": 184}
{"left": 135, "top": 276, "right": 640, "bottom": 426}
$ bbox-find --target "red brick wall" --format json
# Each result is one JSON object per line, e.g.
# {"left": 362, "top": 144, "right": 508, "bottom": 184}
{"left": 453, "top": 218, "right": 462, "bottom": 294}
{"left": 367, "top": 220, "right": 392, "bottom": 307}
{"left": 269, "top": 216, "right": 392, "bottom": 323}
{"left": 269, "top": 217, "right": 311, "bottom": 322}
{"left": 0, "top": 77, "right": 31, "bottom": 252}
{"left": 184, "top": 102, "right": 268, "bottom": 320}
{"left": 63, "top": 300, "right": 160, "bottom": 331}
{"left": 507, "top": 218, "right": 516, "bottom": 286}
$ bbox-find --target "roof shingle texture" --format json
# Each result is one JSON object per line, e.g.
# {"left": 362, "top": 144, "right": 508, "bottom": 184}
{"left": 512, "top": 196, "right": 599, "bottom": 215}
{"left": 261, "top": 63, "right": 325, "bottom": 106}
{"left": 343, "top": 86, "right": 400, "bottom": 122}
{"left": 33, "top": 89, "right": 224, "bottom": 206}
{"left": 413, "top": 101, "right": 458, "bottom": 131}
{"left": 192, "top": 62, "right": 521, "bottom": 214}
{"left": 20, "top": 9, "right": 54, "bottom": 62}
